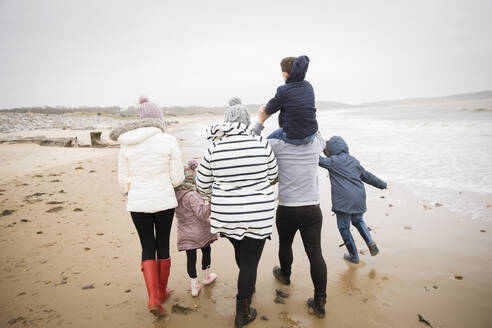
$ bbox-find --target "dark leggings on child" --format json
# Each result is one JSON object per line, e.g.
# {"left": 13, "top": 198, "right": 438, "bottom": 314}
{"left": 130, "top": 209, "right": 174, "bottom": 261}
{"left": 227, "top": 236, "right": 266, "bottom": 300}
{"left": 276, "top": 205, "right": 327, "bottom": 298}
{"left": 185, "top": 246, "right": 211, "bottom": 278}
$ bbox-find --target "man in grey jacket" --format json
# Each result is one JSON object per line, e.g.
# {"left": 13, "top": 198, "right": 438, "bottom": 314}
{"left": 253, "top": 107, "right": 327, "bottom": 318}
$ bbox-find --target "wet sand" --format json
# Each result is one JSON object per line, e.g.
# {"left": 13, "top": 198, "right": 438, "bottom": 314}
{"left": 1, "top": 116, "right": 492, "bottom": 327}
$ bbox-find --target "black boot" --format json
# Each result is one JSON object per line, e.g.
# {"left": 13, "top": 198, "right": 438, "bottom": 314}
{"left": 343, "top": 235, "right": 359, "bottom": 264}
{"left": 273, "top": 266, "right": 291, "bottom": 285}
{"left": 235, "top": 296, "right": 257, "bottom": 328}
{"left": 247, "top": 296, "right": 254, "bottom": 309}
{"left": 354, "top": 221, "right": 378, "bottom": 256}
{"left": 368, "top": 243, "right": 379, "bottom": 256}
{"left": 307, "top": 294, "right": 326, "bottom": 318}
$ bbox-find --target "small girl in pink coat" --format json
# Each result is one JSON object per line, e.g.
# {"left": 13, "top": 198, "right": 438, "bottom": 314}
{"left": 175, "top": 160, "right": 218, "bottom": 296}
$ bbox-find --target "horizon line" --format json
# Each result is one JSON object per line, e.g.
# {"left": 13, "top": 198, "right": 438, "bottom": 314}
{"left": 1, "top": 89, "right": 491, "bottom": 110}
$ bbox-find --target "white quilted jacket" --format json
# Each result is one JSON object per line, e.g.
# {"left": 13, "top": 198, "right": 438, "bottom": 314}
{"left": 114, "top": 121, "right": 184, "bottom": 213}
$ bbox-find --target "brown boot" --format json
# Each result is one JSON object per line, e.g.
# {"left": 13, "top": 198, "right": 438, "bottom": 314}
{"left": 234, "top": 295, "right": 257, "bottom": 328}
{"left": 307, "top": 294, "right": 326, "bottom": 318}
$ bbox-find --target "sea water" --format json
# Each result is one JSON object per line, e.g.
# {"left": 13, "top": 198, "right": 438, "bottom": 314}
{"left": 182, "top": 98, "right": 492, "bottom": 221}
{"left": 315, "top": 99, "right": 492, "bottom": 221}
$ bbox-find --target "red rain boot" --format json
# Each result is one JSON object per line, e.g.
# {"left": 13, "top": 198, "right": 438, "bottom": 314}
{"left": 157, "top": 258, "right": 171, "bottom": 303}
{"left": 141, "top": 260, "right": 166, "bottom": 316}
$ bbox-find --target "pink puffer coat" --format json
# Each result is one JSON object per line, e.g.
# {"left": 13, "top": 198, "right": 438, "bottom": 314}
{"left": 175, "top": 189, "right": 218, "bottom": 251}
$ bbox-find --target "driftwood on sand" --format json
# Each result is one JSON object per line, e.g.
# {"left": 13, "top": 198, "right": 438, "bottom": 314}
{"left": 0, "top": 136, "right": 78, "bottom": 147}
{"left": 0, "top": 131, "right": 117, "bottom": 148}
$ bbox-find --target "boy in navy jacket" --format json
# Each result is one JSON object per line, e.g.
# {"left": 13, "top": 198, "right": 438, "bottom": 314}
{"left": 262, "top": 55, "right": 318, "bottom": 145}
{"left": 319, "top": 136, "right": 388, "bottom": 264}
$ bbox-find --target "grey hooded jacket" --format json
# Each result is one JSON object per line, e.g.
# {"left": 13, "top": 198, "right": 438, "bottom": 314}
{"left": 319, "top": 136, "right": 387, "bottom": 214}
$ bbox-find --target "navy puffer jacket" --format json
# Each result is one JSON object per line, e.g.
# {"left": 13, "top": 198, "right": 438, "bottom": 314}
{"left": 265, "top": 55, "right": 318, "bottom": 140}
{"left": 319, "top": 136, "right": 387, "bottom": 214}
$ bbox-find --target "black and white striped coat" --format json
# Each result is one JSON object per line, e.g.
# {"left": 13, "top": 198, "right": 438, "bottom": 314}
{"left": 196, "top": 122, "right": 278, "bottom": 240}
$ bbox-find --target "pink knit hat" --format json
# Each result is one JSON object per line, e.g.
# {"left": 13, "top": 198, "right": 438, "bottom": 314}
{"left": 137, "top": 95, "right": 163, "bottom": 120}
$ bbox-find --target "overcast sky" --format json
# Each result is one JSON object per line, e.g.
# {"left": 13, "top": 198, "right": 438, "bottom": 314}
{"left": 0, "top": 0, "right": 491, "bottom": 108}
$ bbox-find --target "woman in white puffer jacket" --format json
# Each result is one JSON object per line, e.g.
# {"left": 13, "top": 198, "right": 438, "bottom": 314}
{"left": 110, "top": 95, "right": 184, "bottom": 317}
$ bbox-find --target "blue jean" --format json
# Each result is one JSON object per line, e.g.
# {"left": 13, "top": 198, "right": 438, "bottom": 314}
{"left": 267, "top": 128, "right": 316, "bottom": 145}
{"left": 336, "top": 212, "right": 375, "bottom": 258}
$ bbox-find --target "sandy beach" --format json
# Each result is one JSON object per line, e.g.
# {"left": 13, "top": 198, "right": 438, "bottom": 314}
{"left": 1, "top": 112, "right": 492, "bottom": 328}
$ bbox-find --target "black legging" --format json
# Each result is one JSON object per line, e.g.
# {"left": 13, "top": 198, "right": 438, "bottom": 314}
{"left": 276, "top": 205, "right": 327, "bottom": 298}
{"left": 227, "top": 236, "right": 266, "bottom": 300}
{"left": 130, "top": 209, "right": 174, "bottom": 261}
{"left": 185, "top": 246, "right": 211, "bottom": 278}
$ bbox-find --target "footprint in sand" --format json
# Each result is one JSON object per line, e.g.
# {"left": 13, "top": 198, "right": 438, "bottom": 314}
{"left": 27, "top": 192, "right": 46, "bottom": 197}
{"left": 46, "top": 206, "right": 63, "bottom": 213}
{"left": 1, "top": 210, "right": 15, "bottom": 216}
{"left": 171, "top": 304, "right": 194, "bottom": 315}
{"left": 7, "top": 317, "right": 26, "bottom": 325}
{"left": 81, "top": 284, "right": 95, "bottom": 290}
{"left": 279, "top": 313, "right": 302, "bottom": 327}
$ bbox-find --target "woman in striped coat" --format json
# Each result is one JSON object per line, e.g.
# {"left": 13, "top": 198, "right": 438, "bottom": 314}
{"left": 196, "top": 98, "right": 278, "bottom": 328}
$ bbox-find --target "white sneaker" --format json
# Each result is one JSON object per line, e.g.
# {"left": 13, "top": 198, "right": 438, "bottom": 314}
{"left": 202, "top": 268, "right": 217, "bottom": 285}
{"left": 190, "top": 278, "right": 201, "bottom": 297}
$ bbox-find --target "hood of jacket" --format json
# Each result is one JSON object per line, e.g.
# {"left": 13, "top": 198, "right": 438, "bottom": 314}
{"left": 110, "top": 119, "right": 166, "bottom": 143}
{"left": 175, "top": 182, "right": 196, "bottom": 200}
{"left": 326, "top": 136, "right": 349, "bottom": 155}
{"left": 206, "top": 122, "right": 250, "bottom": 142}
{"left": 286, "top": 55, "right": 310, "bottom": 83}
{"left": 175, "top": 188, "right": 193, "bottom": 203}
{"left": 110, "top": 119, "right": 166, "bottom": 145}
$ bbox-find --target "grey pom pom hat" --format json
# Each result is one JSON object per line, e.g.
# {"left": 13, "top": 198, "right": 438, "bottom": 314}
{"left": 224, "top": 97, "right": 250, "bottom": 126}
